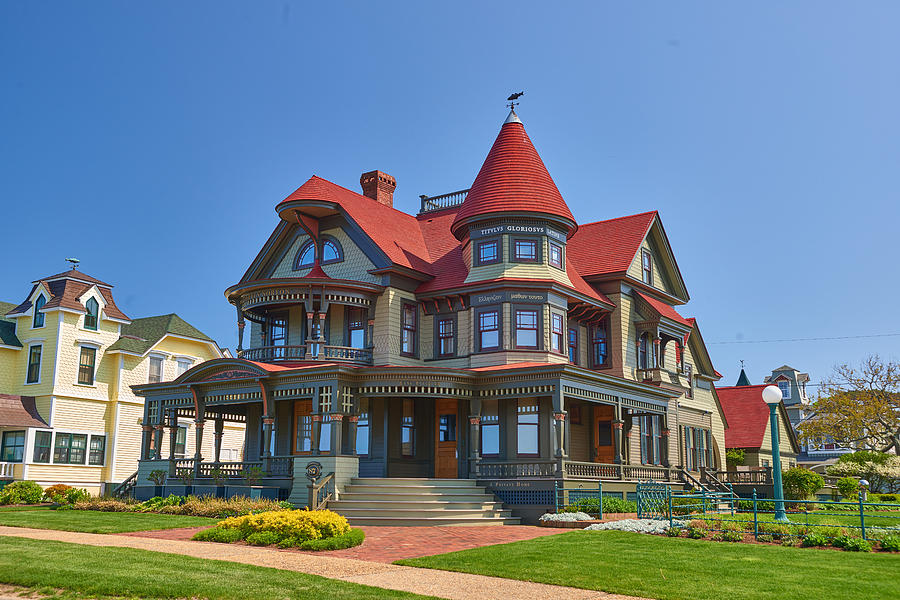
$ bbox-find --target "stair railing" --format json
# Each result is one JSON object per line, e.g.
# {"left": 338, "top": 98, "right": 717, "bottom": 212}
{"left": 309, "top": 473, "right": 335, "bottom": 511}
{"left": 111, "top": 471, "right": 139, "bottom": 498}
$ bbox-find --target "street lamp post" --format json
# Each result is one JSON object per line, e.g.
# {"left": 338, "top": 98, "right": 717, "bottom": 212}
{"left": 762, "top": 385, "right": 789, "bottom": 522}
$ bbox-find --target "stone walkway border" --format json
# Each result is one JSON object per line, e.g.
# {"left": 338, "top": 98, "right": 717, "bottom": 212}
{"left": 0, "top": 526, "right": 647, "bottom": 600}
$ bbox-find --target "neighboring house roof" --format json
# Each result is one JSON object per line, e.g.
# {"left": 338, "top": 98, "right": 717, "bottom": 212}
{"left": 6, "top": 269, "right": 129, "bottom": 321}
{"left": 451, "top": 110, "right": 576, "bottom": 239}
{"left": 635, "top": 291, "right": 692, "bottom": 327}
{"left": 0, "top": 301, "right": 22, "bottom": 347}
{"left": 567, "top": 211, "right": 657, "bottom": 278}
{"left": 277, "top": 176, "right": 434, "bottom": 274}
{"left": 0, "top": 394, "right": 49, "bottom": 428}
{"left": 735, "top": 368, "right": 752, "bottom": 386}
{"left": 717, "top": 384, "right": 800, "bottom": 452}
{"left": 107, "top": 314, "right": 216, "bottom": 356}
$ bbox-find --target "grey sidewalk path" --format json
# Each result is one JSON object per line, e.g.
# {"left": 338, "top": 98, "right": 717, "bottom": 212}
{"left": 0, "top": 526, "right": 648, "bottom": 600}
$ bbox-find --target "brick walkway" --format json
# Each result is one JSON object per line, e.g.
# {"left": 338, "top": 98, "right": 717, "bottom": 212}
{"left": 0, "top": 526, "right": 648, "bottom": 600}
{"left": 124, "top": 524, "right": 563, "bottom": 563}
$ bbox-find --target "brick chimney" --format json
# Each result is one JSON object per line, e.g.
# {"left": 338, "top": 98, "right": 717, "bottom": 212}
{"left": 360, "top": 170, "right": 397, "bottom": 208}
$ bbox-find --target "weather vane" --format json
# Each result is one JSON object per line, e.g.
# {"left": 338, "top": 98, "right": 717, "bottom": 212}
{"left": 507, "top": 91, "right": 524, "bottom": 110}
{"left": 740, "top": 359, "right": 745, "bottom": 369}
{"left": 66, "top": 257, "right": 80, "bottom": 270}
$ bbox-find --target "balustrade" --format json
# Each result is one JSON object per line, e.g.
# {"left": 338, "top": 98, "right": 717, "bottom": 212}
{"left": 239, "top": 344, "right": 372, "bottom": 365}
{"left": 419, "top": 189, "right": 469, "bottom": 213}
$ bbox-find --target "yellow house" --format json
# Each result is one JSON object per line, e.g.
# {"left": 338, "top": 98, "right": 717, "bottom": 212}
{"left": 0, "top": 268, "right": 243, "bottom": 494}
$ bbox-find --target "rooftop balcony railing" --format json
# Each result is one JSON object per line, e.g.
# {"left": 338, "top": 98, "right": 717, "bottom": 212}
{"left": 419, "top": 189, "right": 469, "bottom": 214}
{"left": 239, "top": 344, "right": 373, "bottom": 366}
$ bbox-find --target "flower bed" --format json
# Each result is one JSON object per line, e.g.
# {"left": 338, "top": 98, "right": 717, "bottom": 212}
{"left": 192, "top": 509, "right": 364, "bottom": 551}
{"left": 72, "top": 494, "right": 293, "bottom": 519}
{"left": 584, "top": 519, "right": 671, "bottom": 535}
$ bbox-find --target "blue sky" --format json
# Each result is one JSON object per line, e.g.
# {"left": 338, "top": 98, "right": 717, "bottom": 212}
{"left": 2, "top": 2, "right": 898, "bottom": 390}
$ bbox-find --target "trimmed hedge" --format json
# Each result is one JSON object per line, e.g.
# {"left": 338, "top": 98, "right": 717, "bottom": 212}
{"left": 298, "top": 528, "right": 365, "bottom": 551}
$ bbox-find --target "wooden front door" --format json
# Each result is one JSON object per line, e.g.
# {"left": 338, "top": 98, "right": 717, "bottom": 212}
{"left": 293, "top": 399, "right": 313, "bottom": 455}
{"left": 434, "top": 398, "right": 458, "bottom": 478}
{"left": 593, "top": 404, "right": 615, "bottom": 463}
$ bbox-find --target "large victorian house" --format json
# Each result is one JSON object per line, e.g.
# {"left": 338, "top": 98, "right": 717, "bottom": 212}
{"left": 132, "top": 109, "right": 728, "bottom": 523}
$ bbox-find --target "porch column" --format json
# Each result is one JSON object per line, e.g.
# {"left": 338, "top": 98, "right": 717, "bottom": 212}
{"left": 552, "top": 412, "right": 567, "bottom": 459}
{"left": 193, "top": 420, "right": 204, "bottom": 478}
{"left": 153, "top": 424, "right": 164, "bottom": 460}
{"left": 167, "top": 411, "right": 178, "bottom": 461}
{"left": 312, "top": 414, "right": 322, "bottom": 455}
{"left": 330, "top": 413, "right": 343, "bottom": 455}
{"left": 660, "top": 413, "right": 670, "bottom": 468}
{"left": 468, "top": 398, "right": 482, "bottom": 477}
{"left": 653, "top": 338, "right": 661, "bottom": 368}
{"left": 261, "top": 417, "right": 274, "bottom": 459}
{"left": 236, "top": 304, "right": 245, "bottom": 356}
{"left": 624, "top": 414, "right": 634, "bottom": 468}
{"left": 141, "top": 425, "right": 154, "bottom": 460}
{"left": 214, "top": 417, "right": 225, "bottom": 464}
{"left": 347, "top": 415, "right": 359, "bottom": 456}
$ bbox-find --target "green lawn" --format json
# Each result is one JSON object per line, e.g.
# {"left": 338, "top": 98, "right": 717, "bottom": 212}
{"left": 398, "top": 530, "right": 900, "bottom": 600}
{"left": 698, "top": 510, "right": 900, "bottom": 529}
{"left": 0, "top": 536, "right": 429, "bottom": 599}
{"left": 0, "top": 508, "right": 214, "bottom": 533}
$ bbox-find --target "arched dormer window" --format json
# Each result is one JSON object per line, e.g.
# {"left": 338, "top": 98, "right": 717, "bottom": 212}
{"left": 293, "top": 236, "right": 343, "bottom": 270}
{"left": 33, "top": 294, "right": 46, "bottom": 328}
{"left": 638, "top": 332, "right": 650, "bottom": 369}
{"left": 84, "top": 297, "right": 99, "bottom": 331}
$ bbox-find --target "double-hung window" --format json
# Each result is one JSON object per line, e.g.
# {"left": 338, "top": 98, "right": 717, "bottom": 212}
{"left": 513, "top": 239, "right": 538, "bottom": 262}
{"left": 641, "top": 249, "right": 653, "bottom": 285}
{"left": 550, "top": 314, "right": 564, "bottom": 354}
{"left": 401, "top": 399, "right": 415, "bottom": 456}
{"left": 514, "top": 309, "right": 538, "bottom": 349}
{"left": 516, "top": 399, "right": 539, "bottom": 456}
{"left": 348, "top": 308, "right": 366, "bottom": 349}
{"left": 174, "top": 426, "right": 187, "bottom": 458}
{"left": 33, "top": 294, "right": 46, "bottom": 328}
{"left": 478, "top": 310, "right": 500, "bottom": 351}
{"left": 356, "top": 398, "right": 370, "bottom": 455}
{"left": 437, "top": 318, "right": 455, "bottom": 357}
{"left": 592, "top": 323, "right": 608, "bottom": 367}
{"left": 54, "top": 433, "right": 88, "bottom": 464}
{"left": 78, "top": 347, "right": 96, "bottom": 385}
{"left": 84, "top": 297, "right": 99, "bottom": 330}
{"left": 567, "top": 328, "right": 578, "bottom": 363}
{"left": 32, "top": 431, "right": 52, "bottom": 463}
{"left": 401, "top": 303, "right": 417, "bottom": 356}
{"left": 549, "top": 242, "right": 563, "bottom": 269}
{"left": 480, "top": 399, "right": 500, "bottom": 456}
{"left": 26, "top": 345, "right": 41, "bottom": 384}
{"left": 777, "top": 380, "right": 791, "bottom": 400}
{"left": 148, "top": 355, "right": 163, "bottom": 384}
{"left": 89, "top": 435, "right": 106, "bottom": 466}
{"left": 640, "top": 415, "right": 662, "bottom": 465}
{"left": 0, "top": 431, "right": 25, "bottom": 462}
{"left": 638, "top": 333, "right": 650, "bottom": 369}
{"left": 176, "top": 359, "right": 193, "bottom": 376}
{"left": 476, "top": 240, "right": 499, "bottom": 265}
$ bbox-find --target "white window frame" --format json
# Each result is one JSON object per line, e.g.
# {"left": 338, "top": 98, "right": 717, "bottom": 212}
{"left": 47, "top": 429, "right": 107, "bottom": 466}
{"left": 175, "top": 357, "right": 194, "bottom": 377}
{"left": 148, "top": 354, "right": 165, "bottom": 384}
{"left": 75, "top": 342, "right": 101, "bottom": 387}
{"left": 777, "top": 380, "right": 791, "bottom": 400}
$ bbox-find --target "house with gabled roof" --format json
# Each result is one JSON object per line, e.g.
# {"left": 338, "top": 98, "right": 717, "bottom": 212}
{"left": 131, "top": 108, "right": 730, "bottom": 524}
{"left": 0, "top": 269, "right": 240, "bottom": 494}
{"left": 717, "top": 383, "right": 800, "bottom": 471}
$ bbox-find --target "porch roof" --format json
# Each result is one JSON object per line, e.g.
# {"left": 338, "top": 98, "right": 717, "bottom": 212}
{"left": 0, "top": 395, "right": 48, "bottom": 428}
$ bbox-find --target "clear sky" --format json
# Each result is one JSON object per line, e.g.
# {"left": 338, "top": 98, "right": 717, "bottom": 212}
{"left": 2, "top": 2, "right": 898, "bottom": 392}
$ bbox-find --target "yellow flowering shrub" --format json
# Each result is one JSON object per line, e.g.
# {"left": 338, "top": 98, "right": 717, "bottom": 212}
{"left": 218, "top": 508, "right": 350, "bottom": 542}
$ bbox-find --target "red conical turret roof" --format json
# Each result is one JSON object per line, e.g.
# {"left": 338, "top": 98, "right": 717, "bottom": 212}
{"left": 451, "top": 111, "right": 577, "bottom": 239}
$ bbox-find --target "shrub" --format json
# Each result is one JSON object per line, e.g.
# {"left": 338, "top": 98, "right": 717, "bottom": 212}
{"left": 782, "top": 468, "right": 825, "bottom": 501}
{"left": 0, "top": 481, "right": 44, "bottom": 505}
{"left": 666, "top": 527, "right": 681, "bottom": 537}
{"left": 832, "top": 534, "right": 861, "bottom": 549}
{"left": 877, "top": 494, "right": 899, "bottom": 503}
{"left": 726, "top": 448, "right": 745, "bottom": 468}
{"left": 836, "top": 477, "right": 859, "bottom": 499}
{"left": 790, "top": 524, "right": 812, "bottom": 537}
{"left": 686, "top": 520, "right": 708, "bottom": 539}
{"left": 841, "top": 538, "right": 872, "bottom": 552}
{"left": 721, "top": 531, "right": 742, "bottom": 542}
{"left": 246, "top": 531, "right": 281, "bottom": 546}
{"left": 164, "top": 495, "right": 290, "bottom": 518}
{"left": 721, "top": 520, "right": 744, "bottom": 533}
{"left": 72, "top": 497, "right": 136, "bottom": 512}
{"left": 781, "top": 538, "right": 800, "bottom": 547}
{"left": 192, "top": 527, "right": 245, "bottom": 543}
{"left": 879, "top": 535, "right": 900, "bottom": 552}
{"left": 819, "top": 526, "right": 848, "bottom": 539}
{"left": 42, "top": 484, "right": 73, "bottom": 502}
{"left": 138, "top": 495, "right": 185, "bottom": 512}
{"left": 218, "top": 509, "right": 350, "bottom": 544}
{"left": 602, "top": 497, "right": 637, "bottom": 514}
{"left": 147, "top": 470, "right": 168, "bottom": 486}
{"left": 738, "top": 499, "right": 776, "bottom": 512}
{"left": 758, "top": 522, "right": 791, "bottom": 540}
{"left": 299, "top": 528, "right": 365, "bottom": 551}
{"left": 801, "top": 533, "right": 828, "bottom": 547}
{"left": 51, "top": 488, "right": 90, "bottom": 506}
{"left": 756, "top": 534, "right": 774, "bottom": 543}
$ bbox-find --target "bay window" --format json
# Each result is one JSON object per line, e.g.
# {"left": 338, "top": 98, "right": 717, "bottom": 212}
{"left": 567, "top": 327, "right": 578, "bottom": 363}
{"left": 0, "top": 431, "right": 25, "bottom": 462}
{"left": 477, "top": 309, "right": 500, "bottom": 351}
{"left": 550, "top": 314, "right": 564, "bottom": 354}
{"left": 480, "top": 400, "right": 500, "bottom": 456}
{"left": 514, "top": 309, "right": 538, "bottom": 349}
{"left": 592, "top": 323, "right": 609, "bottom": 367}
{"left": 516, "top": 399, "right": 539, "bottom": 456}
{"left": 32, "top": 431, "right": 51, "bottom": 463}
{"left": 437, "top": 317, "right": 455, "bottom": 357}
{"left": 401, "top": 303, "right": 417, "bottom": 356}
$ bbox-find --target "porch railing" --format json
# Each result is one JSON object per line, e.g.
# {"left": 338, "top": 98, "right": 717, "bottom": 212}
{"left": 0, "top": 462, "right": 16, "bottom": 478}
{"left": 563, "top": 461, "right": 676, "bottom": 482}
{"left": 239, "top": 344, "right": 373, "bottom": 365}
{"left": 479, "top": 460, "right": 558, "bottom": 478}
{"left": 714, "top": 468, "right": 773, "bottom": 486}
{"left": 173, "top": 457, "right": 296, "bottom": 481}
{"left": 310, "top": 473, "right": 335, "bottom": 510}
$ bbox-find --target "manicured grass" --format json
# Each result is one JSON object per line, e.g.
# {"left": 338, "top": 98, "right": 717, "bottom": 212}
{"left": 701, "top": 510, "right": 900, "bottom": 529}
{"left": 398, "top": 530, "right": 900, "bottom": 600}
{"left": 0, "top": 536, "right": 429, "bottom": 599}
{"left": 0, "top": 508, "right": 214, "bottom": 533}
{"left": 0, "top": 505, "right": 51, "bottom": 512}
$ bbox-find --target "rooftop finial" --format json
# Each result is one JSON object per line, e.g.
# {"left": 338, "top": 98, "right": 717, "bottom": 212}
{"left": 65, "top": 257, "right": 80, "bottom": 270}
{"left": 506, "top": 91, "right": 524, "bottom": 111}
{"left": 740, "top": 359, "right": 745, "bottom": 369}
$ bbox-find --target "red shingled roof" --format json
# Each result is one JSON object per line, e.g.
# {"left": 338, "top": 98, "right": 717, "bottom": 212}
{"left": 451, "top": 115, "right": 576, "bottom": 239}
{"left": 567, "top": 212, "right": 657, "bottom": 278}
{"left": 7, "top": 270, "right": 129, "bottom": 321}
{"left": 635, "top": 291, "right": 691, "bottom": 327}
{"left": 278, "top": 176, "right": 434, "bottom": 274}
{"left": 717, "top": 384, "right": 773, "bottom": 449}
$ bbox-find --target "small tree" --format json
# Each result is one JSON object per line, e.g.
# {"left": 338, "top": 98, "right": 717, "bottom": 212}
{"left": 781, "top": 467, "right": 824, "bottom": 500}
{"left": 726, "top": 448, "right": 745, "bottom": 468}
{"left": 147, "top": 470, "right": 168, "bottom": 486}
{"left": 836, "top": 477, "right": 859, "bottom": 499}
{"left": 826, "top": 451, "right": 900, "bottom": 493}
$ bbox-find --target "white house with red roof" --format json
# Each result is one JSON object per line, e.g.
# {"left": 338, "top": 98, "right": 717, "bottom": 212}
{"left": 131, "top": 108, "right": 730, "bottom": 524}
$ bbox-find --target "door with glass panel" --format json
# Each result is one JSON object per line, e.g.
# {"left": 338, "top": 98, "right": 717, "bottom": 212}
{"left": 593, "top": 404, "right": 615, "bottom": 463}
{"left": 434, "top": 398, "right": 458, "bottom": 478}
{"left": 293, "top": 399, "right": 313, "bottom": 455}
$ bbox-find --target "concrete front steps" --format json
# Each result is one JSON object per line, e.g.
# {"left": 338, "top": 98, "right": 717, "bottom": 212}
{"left": 328, "top": 477, "right": 521, "bottom": 526}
